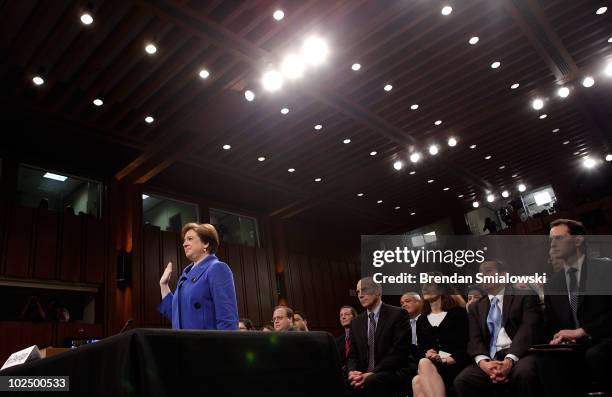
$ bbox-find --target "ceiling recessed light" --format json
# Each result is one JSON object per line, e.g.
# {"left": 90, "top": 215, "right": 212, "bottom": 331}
{"left": 487, "top": 194, "right": 495, "bottom": 203}
{"left": 468, "top": 36, "right": 479, "bottom": 45}
{"left": 288, "top": 168, "right": 295, "bottom": 173}
{"left": 502, "top": 190, "right": 510, "bottom": 198}
{"left": 244, "top": 90, "right": 255, "bottom": 101}
{"left": 410, "top": 212, "right": 416, "bottom": 216}
{"left": 370, "top": 151, "right": 377, "bottom": 156}
{"left": 273, "top": 9, "right": 285, "bottom": 20}
{"left": 410, "top": 104, "right": 419, "bottom": 110}
{"left": 410, "top": 153, "right": 421, "bottom": 163}
{"left": 605, "top": 154, "right": 612, "bottom": 162}
{"left": 485, "top": 155, "right": 492, "bottom": 160}
{"left": 32, "top": 76, "right": 44, "bottom": 86}
{"left": 409, "top": 170, "right": 416, "bottom": 175}
{"left": 144, "top": 116, "right": 154, "bottom": 124}
{"left": 43, "top": 172, "right": 68, "bottom": 182}
{"left": 472, "top": 201, "right": 480, "bottom": 208}
{"left": 512, "top": 174, "right": 519, "bottom": 178}
{"left": 145, "top": 43, "right": 157, "bottom": 54}
{"left": 584, "top": 157, "right": 597, "bottom": 169}
{"left": 377, "top": 200, "right": 383, "bottom": 204}
{"left": 582, "top": 76, "right": 595, "bottom": 87}
{"left": 93, "top": 98, "right": 103, "bottom": 107}
{"left": 470, "top": 144, "right": 477, "bottom": 149}
{"left": 441, "top": 6, "right": 453, "bottom": 16}
{"left": 395, "top": 206, "right": 401, "bottom": 210}
{"left": 434, "top": 120, "right": 442, "bottom": 126}
{"left": 448, "top": 137, "right": 457, "bottom": 147}
{"left": 393, "top": 161, "right": 403, "bottom": 170}
{"left": 351, "top": 63, "right": 361, "bottom": 71}
{"left": 596, "top": 6, "right": 607, "bottom": 15}
{"left": 574, "top": 151, "right": 581, "bottom": 156}
{"left": 532, "top": 98, "right": 544, "bottom": 110}
{"left": 539, "top": 114, "right": 547, "bottom": 119}
{"left": 314, "top": 124, "right": 323, "bottom": 130}
{"left": 557, "top": 86, "right": 569, "bottom": 98}
{"left": 443, "top": 187, "right": 450, "bottom": 191}
{"left": 429, "top": 145, "right": 439, "bottom": 155}
{"left": 511, "top": 83, "right": 520, "bottom": 89}
{"left": 563, "top": 140, "right": 570, "bottom": 145}
{"left": 258, "top": 156, "right": 266, "bottom": 162}
{"left": 261, "top": 70, "right": 284, "bottom": 91}
{"left": 199, "top": 69, "right": 210, "bottom": 79}
{"left": 518, "top": 183, "right": 526, "bottom": 192}
{"left": 357, "top": 193, "right": 364, "bottom": 197}
{"left": 222, "top": 144, "right": 231, "bottom": 150}
{"left": 314, "top": 177, "right": 322, "bottom": 182}
{"left": 608, "top": 37, "right": 612, "bottom": 43}
{"left": 343, "top": 138, "right": 351, "bottom": 144}
{"left": 384, "top": 84, "right": 393, "bottom": 92}
{"left": 604, "top": 61, "right": 612, "bottom": 77}
{"left": 142, "top": 194, "right": 149, "bottom": 200}
{"left": 80, "top": 13, "right": 93, "bottom": 25}
{"left": 491, "top": 61, "right": 501, "bottom": 69}
{"left": 301, "top": 36, "right": 328, "bottom": 65}
{"left": 458, "top": 194, "right": 464, "bottom": 198}
{"left": 427, "top": 179, "right": 434, "bottom": 183}
{"left": 280, "top": 107, "right": 289, "bottom": 115}
{"left": 552, "top": 128, "right": 560, "bottom": 133}
{"left": 499, "top": 165, "right": 506, "bottom": 169}
{"left": 280, "top": 54, "right": 305, "bottom": 79}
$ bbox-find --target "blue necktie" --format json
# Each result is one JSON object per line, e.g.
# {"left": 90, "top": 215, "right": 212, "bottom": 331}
{"left": 410, "top": 318, "right": 417, "bottom": 345}
{"left": 487, "top": 297, "right": 501, "bottom": 359}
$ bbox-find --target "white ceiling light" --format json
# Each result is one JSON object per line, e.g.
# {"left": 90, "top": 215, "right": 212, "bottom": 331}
{"left": 93, "top": 98, "right": 103, "bottom": 107}
{"left": 32, "top": 76, "right": 44, "bottom": 86}
{"left": 470, "top": 144, "right": 477, "bottom": 149}
{"left": 499, "top": 165, "right": 506, "bottom": 169}
{"left": 596, "top": 6, "right": 607, "bottom": 15}
{"left": 343, "top": 138, "right": 351, "bottom": 144}
{"left": 410, "top": 104, "right": 419, "bottom": 110}
{"left": 557, "top": 86, "right": 569, "bottom": 98}
{"left": 539, "top": 114, "right": 548, "bottom": 119}
{"left": 485, "top": 155, "right": 492, "bottom": 160}
{"left": 280, "top": 107, "right": 289, "bottom": 115}
{"left": 501, "top": 190, "right": 510, "bottom": 198}
{"left": 518, "top": 183, "right": 526, "bottom": 192}
{"left": 448, "top": 137, "right": 457, "bottom": 147}
{"left": 511, "top": 83, "right": 520, "bottom": 89}
{"left": 301, "top": 36, "right": 328, "bottom": 65}
{"left": 604, "top": 61, "right": 612, "bottom": 77}
{"left": 273, "top": 9, "right": 285, "bottom": 20}
{"left": 393, "top": 161, "right": 403, "bottom": 170}
{"left": 512, "top": 173, "right": 519, "bottom": 178}
{"left": 552, "top": 128, "right": 560, "bottom": 133}
{"left": 261, "top": 70, "right": 284, "bottom": 91}
{"left": 244, "top": 90, "right": 255, "bottom": 101}
{"left": 583, "top": 157, "right": 597, "bottom": 169}
{"left": 370, "top": 151, "right": 377, "bottom": 156}
{"left": 357, "top": 193, "right": 364, "bottom": 197}
{"left": 288, "top": 168, "right": 295, "bottom": 173}
{"left": 395, "top": 206, "right": 401, "bottom": 210}
{"left": 582, "top": 76, "right": 595, "bottom": 87}
{"left": 43, "top": 172, "right": 67, "bottom": 182}
{"left": 427, "top": 179, "right": 434, "bottom": 184}
{"left": 145, "top": 43, "right": 157, "bottom": 54}
{"left": 468, "top": 36, "right": 479, "bottom": 45}
{"left": 410, "top": 152, "right": 421, "bottom": 163}
{"left": 410, "top": 212, "right": 416, "bottom": 216}
{"left": 605, "top": 154, "right": 612, "bottom": 162}
{"left": 409, "top": 170, "right": 416, "bottom": 175}
{"left": 563, "top": 140, "right": 570, "bottom": 145}
{"left": 443, "top": 187, "right": 450, "bottom": 191}
{"left": 280, "top": 54, "right": 305, "bottom": 79}
{"left": 491, "top": 61, "right": 501, "bottom": 69}
{"left": 472, "top": 201, "right": 480, "bottom": 208}
{"left": 258, "top": 156, "right": 266, "bottom": 162}
{"left": 574, "top": 151, "right": 581, "bottom": 156}
{"left": 532, "top": 98, "right": 544, "bottom": 110}
{"left": 351, "top": 63, "right": 361, "bottom": 71}
{"left": 199, "top": 69, "right": 210, "bottom": 79}
{"left": 144, "top": 116, "right": 154, "bottom": 124}
{"left": 142, "top": 194, "right": 149, "bottom": 200}
{"left": 222, "top": 144, "right": 231, "bottom": 150}
{"left": 80, "top": 13, "right": 93, "bottom": 25}
{"left": 608, "top": 37, "right": 612, "bottom": 43}
{"left": 314, "top": 124, "right": 322, "bottom": 130}
{"left": 384, "top": 84, "right": 393, "bottom": 92}
{"left": 429, "top": 145, "right": 439, "bottom": 155}
{"left": 487, "top": 194, "right": 495, "bottom": 203}
{"left": 458, "top": 194, "right": 464, "bottom": 198}
{"left": 441, "top": 6, "right": 453, "bottom": 16}
{"left": 377, "top": 200, "right": 383, "bottom": 204}
{"left": 314, "top": 177, "right": 322, "bottom": 182}
{"left": 434, "top": 120, "right": 442, "bottom": 126}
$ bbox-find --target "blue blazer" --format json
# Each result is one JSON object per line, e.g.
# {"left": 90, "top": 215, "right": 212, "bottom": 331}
{"left": 158, "top": 254, "right": 239, "bottom": 330}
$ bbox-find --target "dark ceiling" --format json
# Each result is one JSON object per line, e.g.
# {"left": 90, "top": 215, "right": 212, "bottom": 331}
{"left": 1, "top": 0, "right": 611, "bottom": 233}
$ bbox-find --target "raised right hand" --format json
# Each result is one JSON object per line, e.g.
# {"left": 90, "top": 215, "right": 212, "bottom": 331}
{"left": 159, "top": 262, "right": 173, "bottom": 286}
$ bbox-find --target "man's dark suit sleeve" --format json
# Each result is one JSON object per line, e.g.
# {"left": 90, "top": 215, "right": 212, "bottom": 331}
{"left": 347, "top": 323, "right": 360, "bottom": 372}
{"left": 466, "top": 302, "right": 489, "bottom": 358}
{"left": 508, "top": 293, "right": 542, "bottom": 358}
{"left": 374, "top": 308, "right": 414, "bottom": 373}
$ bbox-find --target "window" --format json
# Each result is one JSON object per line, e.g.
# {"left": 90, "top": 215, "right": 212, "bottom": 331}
{"left": 522, "top": 185, "right": 557, "bottom": 217}
{"left": 209, "top": 208, "right": 260, "bottom": 248}
{"left": 16, "top": 165, "right": 102, "bottom": 218}
{"left": 142, "top": 193, "right": 198, "bottom": 233}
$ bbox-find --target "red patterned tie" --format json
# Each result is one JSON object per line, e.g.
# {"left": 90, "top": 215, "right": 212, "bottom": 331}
{"left": 345, "top": 334, "right": 350, "bottom": 359}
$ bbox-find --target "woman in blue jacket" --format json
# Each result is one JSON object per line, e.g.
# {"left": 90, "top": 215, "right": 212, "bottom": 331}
{"left": 158, "top": 223, "right": 239, "bottom": 330}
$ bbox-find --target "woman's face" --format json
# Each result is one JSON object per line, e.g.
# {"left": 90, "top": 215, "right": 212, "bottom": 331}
{"left": 421, "top": 283, "right": 441, "bottom": 302}
{"left": 183, "top": 229, "right": 208, "bottom": 262}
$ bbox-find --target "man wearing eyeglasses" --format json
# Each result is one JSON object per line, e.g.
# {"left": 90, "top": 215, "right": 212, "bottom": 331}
{"left": 347, "top": 277, "right": 416, "bottom": 396}
{"left": 272, "top": 306, "right": 295, "bottom": 332}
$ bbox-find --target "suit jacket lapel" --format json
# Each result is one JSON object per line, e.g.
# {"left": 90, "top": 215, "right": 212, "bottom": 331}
{"left": 479, "top": 297, "right": 491, "bottom": 344}
{"left": 374, "top": 303, "right": 387, "bottom": 356}
{"left": 577, "top": 260, "right": 588, "bottom": 310}
{"left": 502, "top": 287, "right": 514, "bottom": 327}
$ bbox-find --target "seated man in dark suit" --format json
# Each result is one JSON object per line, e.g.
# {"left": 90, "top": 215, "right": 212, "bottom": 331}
{"left": 454, "top": 259, "right": 543, "bottom": 397}
{"left": 347, "top": 277, "right": 416, "bottom": 397}
{"left": 538, "top": 219, "right": 612, "bottom": 396}
{"left": 337, "top": 305, "right": 357, "bottom": 369}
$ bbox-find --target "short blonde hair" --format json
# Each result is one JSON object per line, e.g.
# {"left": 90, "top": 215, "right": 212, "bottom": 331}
{"left": 181, "top": 223, "right": 220, "bottom": 253}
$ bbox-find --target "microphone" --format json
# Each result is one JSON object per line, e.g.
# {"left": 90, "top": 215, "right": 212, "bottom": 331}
{"left": 119, "top": 318, "right": 134, "bottom": 334}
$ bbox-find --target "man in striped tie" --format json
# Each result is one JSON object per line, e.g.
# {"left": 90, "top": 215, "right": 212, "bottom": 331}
{"left": 347, "top": 277, "right": 416, "bottom": 396}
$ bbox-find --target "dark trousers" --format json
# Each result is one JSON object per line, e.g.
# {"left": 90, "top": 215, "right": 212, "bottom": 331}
{"left": 537, "top": 338, "right": 612, "bottom": 397}
{"left": 453, "top": 354, "right": 540, "bottom": 397}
